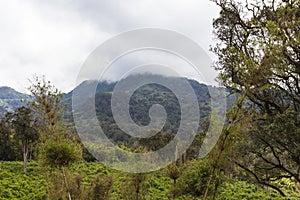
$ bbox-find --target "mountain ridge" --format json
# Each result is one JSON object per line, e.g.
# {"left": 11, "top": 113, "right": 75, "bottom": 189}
{"left": 0, "top": 86, "right": 28, "bottom": 118}
{"left": 0, "top": 76, "right": 230, "bottom": 122}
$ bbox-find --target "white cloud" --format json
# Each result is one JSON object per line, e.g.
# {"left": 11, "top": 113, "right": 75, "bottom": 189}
{"left": 0, "top": 0, "right": 220, "bottom": 93}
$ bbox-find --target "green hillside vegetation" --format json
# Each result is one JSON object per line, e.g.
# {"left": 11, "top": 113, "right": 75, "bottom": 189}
{"left": 0, "top": 0, "right": 299, "bottom": 199}
{"left": 0, "top": 75, "right": 299, "bottom": 199}
{"left": 62, "top": 76, "right": 220, "bottom": 148}
{"left": 1, "top": 161, "right": 299, "bottom": 200}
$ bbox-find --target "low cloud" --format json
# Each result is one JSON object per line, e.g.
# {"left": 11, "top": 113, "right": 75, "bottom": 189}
{"left": 0, "top": 0, "right": 220, "bottom": 93}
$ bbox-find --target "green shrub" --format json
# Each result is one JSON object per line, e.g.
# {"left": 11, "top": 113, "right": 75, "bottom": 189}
{"left": 173, "top": 159, "right": 211, "bottom": 197}
{"left": 38, "top": 137, "right": 82, "bottom": 168}
{"left": 217, "top": 180, "right": 300, "bottom": 200}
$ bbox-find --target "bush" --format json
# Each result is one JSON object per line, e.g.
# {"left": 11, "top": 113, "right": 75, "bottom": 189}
{"left": 173, "top": 159, "right": 211, "bottom": 197}
{"left": 217, "top": 180, "right": 300, "bottom": 200}
{"left": 38, "top": 137, "right": 82, "bottom": 168}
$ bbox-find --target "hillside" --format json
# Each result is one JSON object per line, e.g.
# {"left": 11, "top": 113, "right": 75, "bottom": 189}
{"left": 0, "top": 87, "right": 28, "bottom": 119}
{"left": 0, "top": 75, "right": 232, "bottom": 142}
{"left": 63, "top": 75, "right": 228, "bottom": 145}
{"left": 1, "top": 161, "right": 298, "bottom": 200}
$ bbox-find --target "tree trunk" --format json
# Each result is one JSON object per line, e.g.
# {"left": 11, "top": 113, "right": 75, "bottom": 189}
{"left": 23, "top": 143, "right": 28, "bottom": 173}
{"left": 62, "top": 167, "right": 72, "bottom": 200}
{"left": 203, "top": 168, "right": 215, "bottom": 200}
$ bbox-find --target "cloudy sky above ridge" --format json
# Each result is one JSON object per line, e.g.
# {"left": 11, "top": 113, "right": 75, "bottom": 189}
{"left": 0, "top": 0, "right": 220, "bottom": 93}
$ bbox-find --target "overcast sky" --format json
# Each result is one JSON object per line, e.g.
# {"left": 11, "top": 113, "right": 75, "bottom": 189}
{"left": 0, "top": 0, "right": 220, "bottom": 93}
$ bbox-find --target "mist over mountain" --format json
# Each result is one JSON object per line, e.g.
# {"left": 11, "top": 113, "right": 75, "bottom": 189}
{"left": 0, "top": 75, "right": 232, "bottom": 143}
{"left": 0, "top": 75, "right": 233, "bottom": 162}
{"left": 62, "top": 74, "right": 231, "bottom": 145}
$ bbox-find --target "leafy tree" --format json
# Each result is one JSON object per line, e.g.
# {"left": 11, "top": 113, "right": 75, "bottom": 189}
{"left": 28, "top": 76, "right": 64, "bottom": 136}
{"left": 202, "top": 96, "right": 249, "bottom": 200}
{"left": 12, "top": 106, "right": 39, "bottom": 173}
{"left": 26, "top": 76, "right": 84, "bottom": 199}
{"left": 212, "top": 0, "right": 300, "bottom": 196}
{"left": 0, "top": 113, "right": 20, "bottom": 161}
{"left": 39, "top": 135, "right": 82, "bottom": 200}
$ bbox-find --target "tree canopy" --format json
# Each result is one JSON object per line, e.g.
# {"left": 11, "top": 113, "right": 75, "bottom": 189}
{"left": 212, "top": 0, "right": 300, "bottom": 196}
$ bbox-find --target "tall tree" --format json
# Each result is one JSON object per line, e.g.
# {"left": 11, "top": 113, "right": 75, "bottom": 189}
{"left": 28, "top": 76, "right": 64, "bottom": 136}
{"left": 212, "top": 0, "right": 300, "bottom": 195}
{"left": 0, "top": 113, "right": 20, "bottom": 161}
{"left": 12, "top": 106, "right": 39, "bottom": 173}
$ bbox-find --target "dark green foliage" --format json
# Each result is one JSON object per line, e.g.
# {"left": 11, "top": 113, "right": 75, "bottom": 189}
{"left": 0, "top": 107, "right": 39, "bottom": 174}
{"left": 12, "top": 106, "right": 39, "bottom": 173}
{"left": 63, "top": 76, "right": 213, "bottom": 146}
{"left": 12, "top": 107, "right": 39, "bottom": 146}
{"left": 0, "top": 113, "right": 21, "bottom": 161}
{"left": 136, "top": 130, "right": 174, "bottom": 151}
